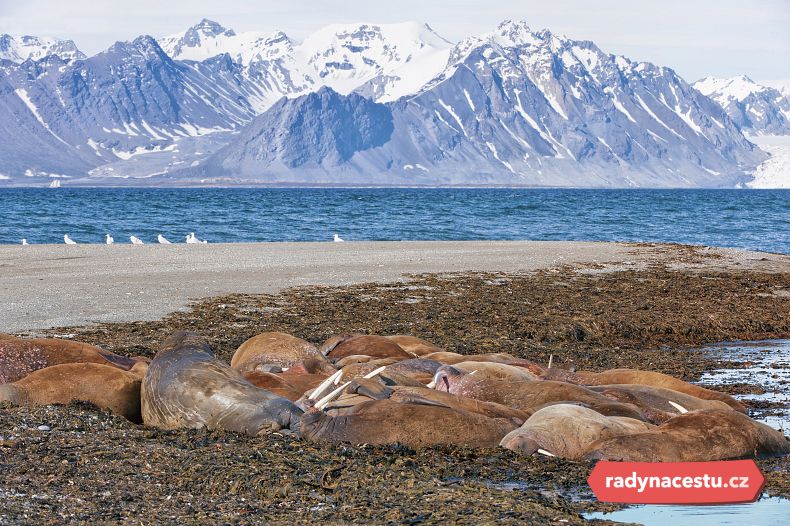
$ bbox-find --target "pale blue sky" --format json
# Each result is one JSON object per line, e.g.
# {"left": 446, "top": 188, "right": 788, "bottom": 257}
{"left": 0, "top": 0, "right": 788, "bottom": 82}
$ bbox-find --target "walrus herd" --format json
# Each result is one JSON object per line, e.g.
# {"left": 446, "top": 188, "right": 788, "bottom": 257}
{"left": 1, "top": 331, "right": 788, "bottom": 463}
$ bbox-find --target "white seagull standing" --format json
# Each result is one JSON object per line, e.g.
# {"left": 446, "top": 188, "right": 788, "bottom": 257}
{"left": 130, "top": 236, "right": 144, "bottom": 245}
{"left": 333, "top": 233, "right": 344, "bottom": 242}
{"left": 64, "top": 234, "right": 77, "bottom": 245}
{"left": 106, "top": 234, "right": 114, "bottom": 245}
{"left": 21, "top": 239, "right": 29, "bottom": 245}
{"left": 186, "top": 233, "right": 199, "bottom": 244}
{"left": 157, "top": 234, "right": 171, "bottom": 244}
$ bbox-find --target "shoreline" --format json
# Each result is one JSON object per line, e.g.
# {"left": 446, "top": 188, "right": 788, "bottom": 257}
{"left": 2, "top": 241, "right": 788, "bottom": 333}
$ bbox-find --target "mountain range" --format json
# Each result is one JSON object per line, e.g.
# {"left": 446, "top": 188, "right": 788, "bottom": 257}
{"left": 0, "top": 19, "right": 786, "bottom": 187}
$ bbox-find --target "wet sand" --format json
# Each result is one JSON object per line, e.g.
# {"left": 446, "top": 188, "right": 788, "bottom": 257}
{"left": 1, "top": 241, "right": 787, "bottom": 333}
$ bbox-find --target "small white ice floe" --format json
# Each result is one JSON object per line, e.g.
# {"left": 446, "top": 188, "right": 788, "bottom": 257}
{"left": 157, "top": 234, "right": 171, "bottom": 244}
{"left": 105, "top": 234, "right": 114, "bottom": 245}
{"left": 63, "top": 234, "right": 77, "bottom": 245}
{"left": 333, "top": 233, "right": 344, "bottom": 243}
{"left": 21, "top": 239, "right": 28, "bottom": 245}
{"left": 130, "top": 236, "right": 144, "bottom": 245}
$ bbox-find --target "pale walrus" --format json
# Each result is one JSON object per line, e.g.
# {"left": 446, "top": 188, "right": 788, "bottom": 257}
{"left": 432, "top": 367, "right": 646, "bottom": 421}
{"left": 0, "top": 363, "right": 142, "bottom": 422}
{"left": 141, "top": 332, "right": 302, "bottom": 435}
{"left": 500, "top": 404, "right": 653, "bottom": 459}
{"left": 584, "top": 409, "right": 790, "bottom": 462}
{"left": 541, "top": 367, "right": 746, "bottom": 413}
{"left": 300, "top": 399, "right": 518, "bottom": 448}
{"left": 323, "top": 335, "right": 412, "bottom": 361}
{"left": 0, "top": 333, "right": 137, "bottom": 384}
{"left": 450, "top": 361, "right": 539, "bottom": 382}
{"left": 231, "top": 332, "right": 333, "bottom": 374}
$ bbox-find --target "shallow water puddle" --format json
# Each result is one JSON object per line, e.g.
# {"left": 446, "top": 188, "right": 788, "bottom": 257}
{"left": 583, "top": 496, "right": 790, "bottom": 525}
{"left": 584, "top": 340, "right": 790, "bottom": 524}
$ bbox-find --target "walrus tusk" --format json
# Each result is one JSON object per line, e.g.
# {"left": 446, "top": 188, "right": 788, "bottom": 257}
{"left": 426, "top": 379, "right": 437, "bottom": 389}
{"left": 315, "top": 380, "right": 352, "bottom": 410}
{"left": 309, "top": 370, "right": 343, "bottom": 401}
{"left": 363, "top": 366, "right": 387, "bottom": 379}
{"left": 668, "top": 400, "right": 689, "bottom": 414}
{"left": 469, "top": 370, "right": 478, "bottom": 375}
{"left": 548, "top": 354, "right": 553, "bottom": 369}
{"left": 536, "top": 448, "right": 556, "bottom": 457}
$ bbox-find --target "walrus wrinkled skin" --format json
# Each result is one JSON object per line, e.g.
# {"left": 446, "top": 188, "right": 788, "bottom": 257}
{"left": 451, "top": 361, "right": 539, "bottom": 382}
{"left": 0, "top": 333, "right": 136, "bottom": 384}
{"left": 385, "top": 335, "right": 443, "bottom": 356}
{"left": 433, "top": 367, "right": 646, "bottom": 421}
{"left": 141, "top": 332, "right": 302, "bottom": 435}
{"left": 324, "top": 335, "right": 412, "bottom": 361}
{"left": 300, "top": 399, "right": 518, "bottom": 448}
{"left": 584, "top": 409, "right": 790, "bottom": 462}
{"left": 0, "top": 363, "right": 143, "bottom": 422}
{"left": 542, "top": 367, "right": 746, "bottom": 413}
{"left": 231, "top": 332, "right": 333, "bottom": 374}
{"left": 589, "top": 384, "right": 733, "bottom": 423}
{"left": 500, "top": 404, "right": 653, "bottom": 459}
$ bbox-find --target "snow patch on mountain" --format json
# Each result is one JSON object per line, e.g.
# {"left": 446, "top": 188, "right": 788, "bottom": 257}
{"left": 746, "top": 135, "right": 790, "bottom": 189}
{"left": 694, "top": 76, "right": 790, "bottom": 135}
{"left": 0, "top": 34, "right": 85, "bottom": 63}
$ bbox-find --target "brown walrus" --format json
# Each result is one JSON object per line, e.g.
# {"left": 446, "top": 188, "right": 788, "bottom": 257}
{"left": 433, "top": 367, "right": 646, "bottom": 421}
{"left": 385, "top": 335, "right": 443, "bottom": 356}
{"left": 542, "top": 367, "right": 746, "bottom": 413}
{"left": 231, "top": 332, "right": 333, "bottom": 374}
{"left": 589, "top": 384, "right": 734, "bottom": 423}
{"left": 449, "top": 361, "right": 539, "bottom": 383}
{"left": 244, "top": 364, "right": 329, "bottom": 402}
{"left": 324, "top": 335, "right": 412, "bottom": 361}
{"left": 0, "top": 333, "right": 137, "bottom": 384}
{"left": 141, "top": 332, "right": 302, "bottom": 435}
{"left": 300, "top": 399, "right": 518, "bottom": 448}
{"left": 345, "top": 379, "right": 530, "bottom": 424}
{"left": 0, "top": 363, "right": 142, "bottom": 422}
{"left": 500, "top": 404, "right": 653, "bottom": 459}
{"left": 584, "top": 409, "right": 790, "bottom": 462}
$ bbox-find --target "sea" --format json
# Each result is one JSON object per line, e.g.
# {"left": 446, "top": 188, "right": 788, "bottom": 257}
{"left": 0, "top": 188, "right": 788, "bottom": 253}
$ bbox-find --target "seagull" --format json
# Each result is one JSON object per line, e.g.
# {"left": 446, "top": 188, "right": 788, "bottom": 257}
{"left": 21, "top": 239, "right": 29, "bottom": 245}
{"left": 186, "top": 233, "right": 199, "bottom": 244}
{"left": 64, "top": 234, "right": 77, "bottom": 245}
{"left": 157, "top": 234, "right": 171, "bottom": 244}
{"left": 130, "top": 236, "right": 144, "bottom": 245}
{"left": 105, "top": 234, "right": 114, "bottom": 245}
{"left": 333, "top": 233, "right": 344, "bottom": 243}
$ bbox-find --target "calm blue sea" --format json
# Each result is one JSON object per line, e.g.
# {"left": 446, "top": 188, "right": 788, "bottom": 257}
{"left": 0, "top": 188, "right": 787, "bottom": 253}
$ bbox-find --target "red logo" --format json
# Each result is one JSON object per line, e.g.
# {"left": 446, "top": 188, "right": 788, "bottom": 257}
{"left": 587, "top": 460, "right": 765, "bottom": 504}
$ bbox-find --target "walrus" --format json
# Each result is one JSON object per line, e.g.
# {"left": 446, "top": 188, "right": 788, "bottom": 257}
{"left": 0, "top": 363, "right": 142, "bottom": 422}
{"left": 345, "top": 378, "right": 530, "bottom": 424}
{"left": 449, "top": 361, "right": 539, "bottom": 383}
{"left": 231, "top": 332, "right": 333, "bottom": 374}
{"left": 0, "top": 333, "right": 137, "bottom": 384}
{"left": 141, "top": 332, "right": 302, "bottom": 435}
{"left": 385, "top": 335, "right": 443, "bottom": 356}
{"left": 584, "top": 409, "right": 790, "bottom": 462}
{"left": 319, "top": 333, "right": 364, "bottom": 356}
{"left": 500, "top": 404, "right": 653, "bottom": 459}
{"left": 422, "top": 352, "right": 545, "bottom": 375}
{"left": 589, "top": 384, "right": 734, "bottom": 423}
{"left": 324, "top": 335, "right": 412, "bottom": 361}
{"left": 300, "top": 399, "right": 518, "bottom": 448}
{"left": 433, "top": 367, "right": 646, "bottom": 421}
{"left": 541, "top": 367, "right": 746, "bottom": 413}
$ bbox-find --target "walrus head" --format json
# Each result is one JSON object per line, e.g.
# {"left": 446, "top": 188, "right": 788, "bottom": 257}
{"left": 430, "top": 366, "right": 468, "bottom": 393}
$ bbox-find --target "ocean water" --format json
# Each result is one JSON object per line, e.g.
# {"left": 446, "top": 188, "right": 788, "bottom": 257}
{"left": 0, "top": 188, "right": 787, "bottom": 253}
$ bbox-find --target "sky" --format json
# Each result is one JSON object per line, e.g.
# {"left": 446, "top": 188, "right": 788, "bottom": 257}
{"left": 0, "top": 0, "right": 788, "bottom": 83}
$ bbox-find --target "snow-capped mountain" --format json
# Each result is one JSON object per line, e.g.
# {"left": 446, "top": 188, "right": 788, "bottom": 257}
{"left": 693, "top": 76, "right": 790, "bottom": 135}
{"left": 0, "top": 34, "right": 85, "bottom": 63}
{"left": 0, "top": 19, "right": 773, "bottom": 187}
{"left": 186, "top": 20, "right": 763, "bottom": 187}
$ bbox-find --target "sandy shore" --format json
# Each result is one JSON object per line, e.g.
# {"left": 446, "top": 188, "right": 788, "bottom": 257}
{"left": 1, "top": 240, "right": 787, "bottom": 332}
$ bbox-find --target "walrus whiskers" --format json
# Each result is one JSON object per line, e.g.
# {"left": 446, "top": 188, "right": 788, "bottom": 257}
{"left": 308, "top": 370, "right": 343, "bottom": 401}
{"left": 668, "top": 400, "right": 689, "bottom": 414}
